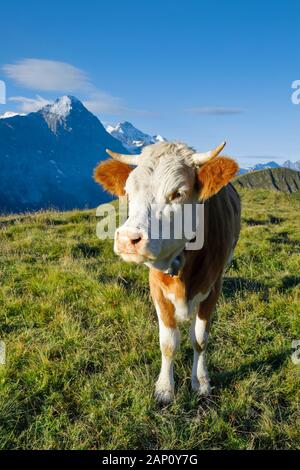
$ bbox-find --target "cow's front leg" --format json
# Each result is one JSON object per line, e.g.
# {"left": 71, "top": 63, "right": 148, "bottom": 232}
{"left": 189, "top": 314, "right": 211, "bottom": 396}
{"left": 155, "top": 312, "right": 180, "bottom": 404}
{"left": 150, "top": 273, "right": 180, "bottom": 404}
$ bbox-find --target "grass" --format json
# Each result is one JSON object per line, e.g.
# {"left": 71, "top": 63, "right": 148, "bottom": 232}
{"left": 0, "top": 188, "right": 299, "bottom": 450}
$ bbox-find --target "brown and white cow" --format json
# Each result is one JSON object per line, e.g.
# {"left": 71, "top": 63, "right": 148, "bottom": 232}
{"left": 94, "top": 141, "right": 241, "bottom": 404}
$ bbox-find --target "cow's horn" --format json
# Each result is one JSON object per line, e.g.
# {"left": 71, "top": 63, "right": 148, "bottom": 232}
{"left": 106, "top": 149, "right": 139, "bottom": 165}
{"left": 192, "top": 141, "right": 226, "bottom": 165}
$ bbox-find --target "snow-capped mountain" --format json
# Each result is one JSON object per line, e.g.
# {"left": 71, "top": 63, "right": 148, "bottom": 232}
{"left": 1, "top": 96, "right": 299, "bottom": 213}
{"left": 239, "top": 160, "right": 300, "bottom": 174}
{"left": 283, "top": 160, "right": 300, "bottom": 171}
{"left": 106, "top": 121, "right": 166, "bottom": 153}
{"left": 239, "top": 161, "right": 280, "bottom": 175}
{"left": 39, "top": 95, "right": 75, "bottom": 133}
{"left": 0, "top": 111, "right": 24, "bottom": 119}
{"left": 0, "top": 96, "right": 128, "bottom": 213}
{"left": 108, "top": 124, "right": 300, "bottom": 172}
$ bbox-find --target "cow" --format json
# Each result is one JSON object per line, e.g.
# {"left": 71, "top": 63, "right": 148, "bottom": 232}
{"left": 94, "top": 141, "right": 241, "bottom": 404}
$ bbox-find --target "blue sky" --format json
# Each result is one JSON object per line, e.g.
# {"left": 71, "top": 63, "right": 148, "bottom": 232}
{"left": 1, "top": 0, "right": 300, "bottom": 166}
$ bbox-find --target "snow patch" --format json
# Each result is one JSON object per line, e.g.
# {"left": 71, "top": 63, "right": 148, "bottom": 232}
{"left": 106, "top": 121, "right": 166, "bottom": 153}
{"left": 283, "top": 160, "right": 300, "bottom": 171}
{"left": 0, "top": 111, "right": 24, "bottom": 119}
{"left": 48, "top": 96, "right": 73, "bottom": 119}
{"left": 40, "top": 96, "right": 77, "bottom": 134}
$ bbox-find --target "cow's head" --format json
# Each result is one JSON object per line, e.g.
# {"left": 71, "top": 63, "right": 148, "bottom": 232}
{"left": 94, "top": 142, "right": 238, "bottom": 272}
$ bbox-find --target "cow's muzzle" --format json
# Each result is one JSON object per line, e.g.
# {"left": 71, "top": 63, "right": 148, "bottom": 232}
{"left": 114, "top": 228, "right": 153, "bottom": 263}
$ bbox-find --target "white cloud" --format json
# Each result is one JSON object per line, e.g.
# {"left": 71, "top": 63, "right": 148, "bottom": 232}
{"left": 3, "top": 59, "right": 89, "bottom": 92}
{"left": 83, "top": 93, "right": 156, "bottom": 117}
{"left": 2, "top": 58, "right": 146, "bottom": 116}
{"left": 9, "top": 95, "right": 52, "bottom": 113}
{"left": 185, "top": 106, "right": 243, "bottom": 115}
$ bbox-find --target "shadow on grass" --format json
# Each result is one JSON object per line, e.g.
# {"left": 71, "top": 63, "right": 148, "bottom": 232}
{"left": 243, "top": 215, "right": 285, "bottom": 226}
{"left": 223, "top": 272, "right": 298, "bottom": 303}
{"left": 0, "top": 215, "right": 32, "bottom": 228}
{"left": 71, "top": 242, "right": 101, "bottom": 258}
{"left": 212, "top": 350, "right": 290, "bottom": 389}
{"left": 243, "top": 218, "right": 267, "bottom": 226}
{"left": 96, "top": 272, "right": 149, "bottom": 298}
{"left": 268, "top": 215, "right": 285, "bottom": 224}
{"left": 116, "top": 275, "right": 149, "bottom": 297}
{"left": 68, "top": 213, "right": 95, "bottom": 223}
{"left": 172, "top": 350, "right": 289, "bottom": 421}
{"left": 269, "top": 231, "right": 299, "bottom": 249}
{"left": 43, "top": 218, "right": 67, "bottom": 226}
{"left": 222, "top": 277, "right": 268, "bottom": 299}
{"left": 280, "top": 275, "right": 300, "bottom": 292}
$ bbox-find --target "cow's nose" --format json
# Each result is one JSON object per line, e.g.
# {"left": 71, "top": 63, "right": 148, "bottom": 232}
{"left": 115, "top": 229, "right": 147, "bottom": 254}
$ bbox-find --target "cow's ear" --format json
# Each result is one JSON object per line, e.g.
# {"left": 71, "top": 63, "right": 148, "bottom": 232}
{"left": 93, "top": 159, "right": 132, "bottom": 196}
{"left": 197, "top": 156, "right": 239, "bottom": 201}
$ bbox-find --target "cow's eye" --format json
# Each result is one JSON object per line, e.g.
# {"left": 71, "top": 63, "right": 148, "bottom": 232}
{"left": 170, "top": 190, "right": 182, "bottom": 201}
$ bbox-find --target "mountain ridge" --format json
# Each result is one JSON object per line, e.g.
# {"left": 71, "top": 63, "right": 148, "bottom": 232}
{"left": 1, "top": 95, "right": 300, "bottom": 213}
{"left": 0, "top": 96, "right": 128, "bottom": 213}
{"left": 233, "top": 167, "right": 300, "bottom": 193}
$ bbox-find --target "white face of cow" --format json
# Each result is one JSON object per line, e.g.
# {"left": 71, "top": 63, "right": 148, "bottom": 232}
{"left": 94, "top": 141, "right": 238, "bottom": 273}
{"left": 115, "top": 148, "right": 197, "bottom": 271}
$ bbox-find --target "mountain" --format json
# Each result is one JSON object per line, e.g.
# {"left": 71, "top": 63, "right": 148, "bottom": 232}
{"left": 0, "top": 96, "right": 129, "bottom": 213}
{"left": 239, "top": 161, "right": 280, "bottom": 175}
{"left": 233, "top": 168, "right": 300, "bottom": 193}
{"left": 106, "top": 121, "right": 166, "bottom": 153}
{"left": 0, "top": 111, "right": 23, "bottom": 119}
{"left": 283, "top": 160, "right": 300, "bottom": 171}
{"left": 2, "top": 97, "right": 299, "bottom": 214}
{"left": 239, "top": 160, "right": 300, "bottom": 175}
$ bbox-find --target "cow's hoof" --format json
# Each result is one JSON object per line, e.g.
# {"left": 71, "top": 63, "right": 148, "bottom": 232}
{"left": 192, "top": 377, "right": 211, "bottom": 396}
{"left": 154, "top": 386, "right": 174, "bottom": 405}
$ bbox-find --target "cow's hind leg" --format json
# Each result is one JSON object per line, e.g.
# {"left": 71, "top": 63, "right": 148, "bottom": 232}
{"left": 189, "top": 278, "right": 222, "bottom": 396}
{"left": 189, "top": 314, "right": 211, "bottom": 395}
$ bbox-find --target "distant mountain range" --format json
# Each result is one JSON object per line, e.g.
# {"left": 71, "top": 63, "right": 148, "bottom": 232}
{"left": 282, "top": 159, "right": 300, "bottom": 171}
{"left": 106, "top": 122, "right": 300, "bottom": 172}
{"left": 0, "top": 96, "right": 299, "bottom": 213}
{"left": 106, "top": 121, "right": 166, "bottom": 153}
{"left": 239, "top": 160, "right": 300, "bottom": 174}
{"left": 0, "top": 96, "right": 128, "bottom": 213}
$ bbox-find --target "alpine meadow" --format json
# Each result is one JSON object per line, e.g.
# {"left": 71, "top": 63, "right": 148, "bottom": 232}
{"left": 0, "top": 188, "right": 299, "bottom": 450}
{"left": 1, "top": 0, "right": 300, "bottom": 457}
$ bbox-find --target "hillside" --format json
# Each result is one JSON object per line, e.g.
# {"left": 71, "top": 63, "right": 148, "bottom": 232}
{"left": 0, "top": 189, "right": 299, "bottom": 449}
{"left": 0, "top": 96, "right": 128, "bottom": 213}
{"left": 234, "top": 167, "right": 300, "bottom": 193}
